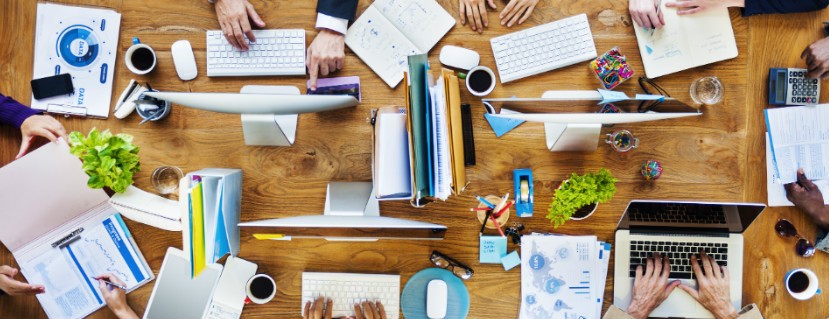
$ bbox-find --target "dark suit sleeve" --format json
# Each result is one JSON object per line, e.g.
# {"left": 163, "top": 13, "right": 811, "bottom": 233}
{"left": 743, "top": 0, "right": 829, "bottom": 16}
{"left": 316, "top": 0, "right": 360, "bottom": 21}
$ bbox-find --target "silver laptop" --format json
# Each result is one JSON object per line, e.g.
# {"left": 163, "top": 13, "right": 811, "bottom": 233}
{"left": 613, "top": 200, "right": 765, "bottom": 318}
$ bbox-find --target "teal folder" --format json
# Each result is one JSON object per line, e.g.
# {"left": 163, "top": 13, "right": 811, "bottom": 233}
{"left": 408, "top": 54, "right": 431, "bottom": 197}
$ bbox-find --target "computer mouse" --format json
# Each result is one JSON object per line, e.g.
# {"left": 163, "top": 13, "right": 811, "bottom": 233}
{"left": 171, "top": 40, "right": 198, "bottom": 81}
{"left": 439, "top": 45, "right": 480, "bottom": 71}
{"left": 426, "top": 279, "right": 448, "bottom": 319}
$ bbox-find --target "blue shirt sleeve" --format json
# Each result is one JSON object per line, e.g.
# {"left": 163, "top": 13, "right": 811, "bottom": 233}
{"left": 743, "top": 0, "right": 829, "bottom": 16}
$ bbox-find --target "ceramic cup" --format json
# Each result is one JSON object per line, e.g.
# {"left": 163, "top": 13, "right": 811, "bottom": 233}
{"left": 246, "top": 274, "right": 277, "bottom": 304}
{"left": 465, "top": 66, "right": 496, "bottom": 97}
{"left": 125, "top": 37, "right": 157, "bottom": 75}
{"left": 785, "top": 268, "right": 821, "bottom": 300}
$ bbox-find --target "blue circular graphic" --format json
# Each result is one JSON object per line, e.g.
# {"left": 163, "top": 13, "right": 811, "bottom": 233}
{"left": 525, "top": 295, "right": 536, "bottom": 305}
{"left": 529, "top": 254, "right": 545, "bottom": 270}
{"left": 57, "top": 25, "right": 100, "bottom": 68}
{"left": 544, "top": 278, "right": 565, "bottom": 294}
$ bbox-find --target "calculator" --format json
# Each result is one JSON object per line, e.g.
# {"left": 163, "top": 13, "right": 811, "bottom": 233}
{"left": 768, "top": 68, "right": 820, "bottom": 105}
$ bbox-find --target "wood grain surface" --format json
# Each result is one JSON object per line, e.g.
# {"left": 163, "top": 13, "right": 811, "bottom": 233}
{"left": 0, "top": 0, "right": 826, "bottom": 318}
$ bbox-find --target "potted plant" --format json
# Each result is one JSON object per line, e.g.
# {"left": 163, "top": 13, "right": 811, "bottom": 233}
{"left": 68, "top": 128, "right": 141, "bottom": 194}
{"left": 546, "top": 168, "right": 617, "bottom": 228}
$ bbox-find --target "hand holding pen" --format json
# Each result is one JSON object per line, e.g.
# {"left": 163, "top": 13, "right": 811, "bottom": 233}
{"left": 95, "top": 273, "right": 139, "bottom": 319}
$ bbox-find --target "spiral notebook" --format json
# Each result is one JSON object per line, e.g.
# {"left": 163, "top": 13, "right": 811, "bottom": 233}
{"left": 109, "top": 186, "right": 182, "bottom": 231}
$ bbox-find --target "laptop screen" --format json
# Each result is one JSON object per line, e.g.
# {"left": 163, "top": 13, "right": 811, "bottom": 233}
{"left": 616, "top": 200, "right": 766, "bottom": 233}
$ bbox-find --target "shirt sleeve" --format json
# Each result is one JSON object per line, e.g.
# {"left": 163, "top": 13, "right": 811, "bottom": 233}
{"left": 743, "top": 0, "right": 829, "bottom": 16}
{"left": 316, "top": 0, "right": 359, "bottom": 21}
{"left": 0, "top": 93, "right": 40, "bottom": 128}
{"left": 315, "top": 13, "right": 349, "bottom": 35}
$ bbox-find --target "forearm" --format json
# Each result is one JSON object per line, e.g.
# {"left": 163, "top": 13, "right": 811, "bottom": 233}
{"left": 0, "top": 94, "right": 39, "bottom": 128}
{"left": 114, "top": 307, "right": 139, "bottom": 319}
{"left": 743, "top": 0, "right": 829, "bottom": 16}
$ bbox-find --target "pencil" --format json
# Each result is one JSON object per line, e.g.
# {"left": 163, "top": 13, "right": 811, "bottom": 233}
{"left": 493, "top": 200, "right": 514, "bottom": 218}
{"left": 489, "top": 214, "right": 506, "bottom": 237}
{"left": 492, "top": 193, "right": 510, "bottom": 214}
{"left": 480, "top": 210, "right": 492, "bottom": 233}
{"left": 475, "top": 195, "right": 496, "bottom": 209}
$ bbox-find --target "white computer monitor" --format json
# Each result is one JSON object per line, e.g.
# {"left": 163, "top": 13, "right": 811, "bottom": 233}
{"left": 143, "top": 85, "right": 358, "bottom": 146}
{"left": 238, "top": 182, "right": 447, "bottom": 241}
{"left": 484, "top": 90, "right": 701, "bottom": 151}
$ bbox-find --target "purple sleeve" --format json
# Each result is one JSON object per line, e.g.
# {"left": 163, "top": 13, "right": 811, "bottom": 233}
{"left": 0, "top": 93, "right": 40, "bottom": 128}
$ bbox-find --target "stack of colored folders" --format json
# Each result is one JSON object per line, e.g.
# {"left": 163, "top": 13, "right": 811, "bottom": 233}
{"left": 180, "top": 168, "right": 243, "bottom": 277}
{"left": 404, "top": 54, "right": 468, "bottom": 206}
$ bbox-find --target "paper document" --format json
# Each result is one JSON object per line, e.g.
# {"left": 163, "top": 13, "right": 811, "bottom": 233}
{"left": 633, "top": 0, "right": 737, "bottom": 78}
{"left": 345, "top": 0, "right": 454, "bottom": 87}
{"left": 766, "top": 133, "right": 829, "bottom": 206}
{"left": 109, "top": 186, "right": 182, "bottom": 231}
{"left": 374, "top": 108, "right": 413, "bottom": 198}
{"left": 21, "top": 214, "right": 149, "bottom": 319}
{"left": 765, "top": 105, "right": 829, "bottom": 184}
{"left": 519, "top": 234, "right": 609, "bottom": 319}
{"left": 32, "top": 3, "right": 121, "bottom": 118}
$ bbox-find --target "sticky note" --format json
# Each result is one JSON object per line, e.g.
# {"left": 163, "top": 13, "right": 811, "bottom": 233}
{"left": 485, "top": 112, "right": 524, "bottom": 138}
{"left": 501, "top": 250, "right": 521, "bottom": 271}
{"left": 480, "top": 235, "right": 508, "bottom": 263}
{"left": 597, "top": 89, "right": 629, "bottom": 105}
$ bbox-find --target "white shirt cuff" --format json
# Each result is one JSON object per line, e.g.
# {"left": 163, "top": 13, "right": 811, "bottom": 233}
{"left": 315, "top": 13, "right": 348, "bottom": 35}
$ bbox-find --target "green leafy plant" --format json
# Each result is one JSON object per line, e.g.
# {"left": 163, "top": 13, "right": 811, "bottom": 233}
{"left": 547, "top": 168, "right": 618, "bottom": 228}
{"left": 68, "top": 128, "right": 141, "bottom": 193}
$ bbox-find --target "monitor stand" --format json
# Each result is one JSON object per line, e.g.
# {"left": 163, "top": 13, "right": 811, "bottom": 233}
{"left": 323, "top": 182, "right": 380, "bottom": 241}
{"left": 239, "top": 85, "right": 299, "bottom": 146}
{"left": 541, "top": 90, "right": 603, "bottom": 152}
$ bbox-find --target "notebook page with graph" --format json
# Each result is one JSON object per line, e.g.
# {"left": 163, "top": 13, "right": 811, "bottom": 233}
{"left": 633, "top": 0, "right": 737, "bottom": 78}
{"left": 345, "top": 0, "right": 454, "bottom": 88}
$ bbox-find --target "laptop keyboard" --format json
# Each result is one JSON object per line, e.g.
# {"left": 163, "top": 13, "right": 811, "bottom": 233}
{"left": 628, "top": 240, "right": 728, "bottom": 279}
{"left": 629, "top": 203, "right": 727, "bottom": 224}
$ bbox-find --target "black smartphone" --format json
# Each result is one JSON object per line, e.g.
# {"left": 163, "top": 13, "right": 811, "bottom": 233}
{"left": 31, "top": 73, "right": 74, "bottom": 100}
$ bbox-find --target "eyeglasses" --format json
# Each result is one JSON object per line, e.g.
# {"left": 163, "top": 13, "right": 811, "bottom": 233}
{"left": 775, "top": 219, "right": 815, "bottom": 257}
{"left": 638, "top": 76, "right": 671, "bottom": 113}
{"left": 430, "top": 250, "right": 474, "bottom": 280}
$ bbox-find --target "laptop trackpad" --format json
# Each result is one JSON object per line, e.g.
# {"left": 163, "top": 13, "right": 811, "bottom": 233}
{"left": 650, "top": 283, "right": 699, "bottom": 316}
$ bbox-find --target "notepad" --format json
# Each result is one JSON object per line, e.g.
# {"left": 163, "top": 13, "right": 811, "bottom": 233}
{"left": 345, "top": 0, "right": 454, "bottom": 88}
{"left": 633, "top": 0, "right": 738, "bottom": 78}
{"left": 480, "top": 235, "right": 507, "bottom": 264}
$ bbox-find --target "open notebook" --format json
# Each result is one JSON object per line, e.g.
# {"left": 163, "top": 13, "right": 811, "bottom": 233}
{"left": 345, "top": 0, "right": 454, "bottom": 88}
{"left": 633, "top": 0, "right": 738, "bottom": 78}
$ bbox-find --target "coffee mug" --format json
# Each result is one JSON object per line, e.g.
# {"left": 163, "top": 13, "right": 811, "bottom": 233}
{"left": 125, "top": 37, "right": 157, "bottom": 75}
{"left": 785, "top": 268, "right": 821, "bottom": 300}
{"left": 246, "top": 274, "right": 276, "bottom": 304}
{"left": 465, "top": 66, "right": 496, "bottom": 97}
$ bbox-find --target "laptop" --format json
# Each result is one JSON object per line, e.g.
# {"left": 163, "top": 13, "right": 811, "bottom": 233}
{"left": 613, "top": 200, "right": 765, "bottom": 318}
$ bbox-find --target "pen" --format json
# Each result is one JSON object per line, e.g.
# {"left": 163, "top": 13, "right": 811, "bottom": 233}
{"left": 94, "top": 278, "right": 127, "bottom": 290}
{"left": 493, "top": 200, "right": 514, "bottom": 218}
{"left": 492, "top": 193, "right": 510, "bottom": 214}
{"left": 649, "top": 0, "right": 663, "bottom": 37}
{"left": 480, "top": 210, "right": 492, "bottom": 233}
{"left": 475, "top": 195, "right": 496, "bottom": 209}
{"left": 489, "top": 214, "right": 506, "bottom": 238}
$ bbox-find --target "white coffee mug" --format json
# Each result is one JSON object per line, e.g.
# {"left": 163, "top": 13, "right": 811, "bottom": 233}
{"left": 465, "top": 65, "right": 496, "bottom": 97}
{"left": 124, "top": 37, "right": 157, "bottom": 75}
{"left": 246, "top": 274, "right": 277, "bottom": 304}
{"left": 785, "top": 268, "right": 821, "bottom": 300}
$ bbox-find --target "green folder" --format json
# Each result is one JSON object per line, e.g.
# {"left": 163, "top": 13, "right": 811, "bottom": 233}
{"left": 407, "top": 54, "right": 432, "bottom": 197}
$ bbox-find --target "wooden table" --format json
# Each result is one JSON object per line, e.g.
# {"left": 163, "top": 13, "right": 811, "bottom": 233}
{"left": 1, "top": 1, "right": 827, "bottom": 318}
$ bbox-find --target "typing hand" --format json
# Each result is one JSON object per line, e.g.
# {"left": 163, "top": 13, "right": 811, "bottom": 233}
{"left": 306, "top": 29, "right": 346, "bottom": 91}
{"left": 96, "top": 274, "right": 139, "bottom": 319}
{"left": 459, "top": 0, "right": 496, "bottom": 34}
{"left": 784, "top": 169, "right": 829, "bottom": 228}
{"left": 500, "top": 0, "right": 539, "bottom": 28}
{"left": 214, "top": 0, "right": 266, "bottom": 51}
{"left": 802, "top": 37, "right": 829, "bottom": 79}
{"left": 0, "top": 265, "right": 45, "bottom": 296}
{"left": 354, "top": 300, "right": 387, "bottom": 319}
{"left": 18, "top": 114, "right": 67, "bottom": 159}
{"left": 626, "top": 253, "right": 680, "bottom": 319}
{"left": 629, "top": 0, "right": 664, "bottom": 29}
{"left": 304, "top": 296, "right": 334, "bottom": 319}
{"left": 665, "top": 0, "right": 743, "bottom": 15}
{"left": 678, "top": 252, "right": 739, "bottom": 319}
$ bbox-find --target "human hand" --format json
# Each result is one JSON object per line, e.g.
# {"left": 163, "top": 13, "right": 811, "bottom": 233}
{"left": 626, "top": 253, "right": 681, "bottom": 319}
{"left": 0, "top": 265, "right": 45, "bottom": 296}
{"left": 785, "top": 169, "right": 829, "bottom": 228}
{"left": 18, "top": 114, "right": 66, "bottom": 159}
{"left": 354, "top": 300, "right": 387, "bottom": 319}
{"left": 802, "top": 37, "right": 829, "bottom": 79}
{"left": 96, "top": 274, "right": 138, "bottom": 319}
{"left": 665, "top": 0, "right": 744, "bottom": 15}
{"left": 500, "top": 0, "right": 539, "bottom": 28}
{"left": 304, "top": 296, "right": 334, "bottom": 319}
{"left": 214, "top": 0, "right": 266, "bottom": 50}
{"left": 677, "top": 252, "right": 739, "bottom": 319}
{"left": 459, "top": 0, "right": 496, "bottom": 33}
{"left": 629, "top": 0, "right": 664, "bottom": 29}
{"left": 306, "top": 29, "right": 345, "bottom": 91}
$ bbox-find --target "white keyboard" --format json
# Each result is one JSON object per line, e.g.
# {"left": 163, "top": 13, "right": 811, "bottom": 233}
{"left": 206, "top": 29, "right": 306, "bottom": 77}
{"left": 301, "top": 272, "right": 400, "bottom": 319}
{"left": 490, "top": 13, "right": 597, "bottom": 83}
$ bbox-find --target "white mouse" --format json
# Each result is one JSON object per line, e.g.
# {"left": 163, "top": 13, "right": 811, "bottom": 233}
{"left": 426, "top": 279, "right": 448, "bottom": 319}
{"left": 439, "top": 45, "right": 480, "bottom": 71}
{"left": 171, "top": 40, "right": 198, "bottom": 81}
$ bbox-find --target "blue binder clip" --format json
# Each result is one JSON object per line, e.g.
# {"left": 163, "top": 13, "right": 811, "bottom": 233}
{"left": 513, "top": 168, "right": 533, "bottom": 217}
